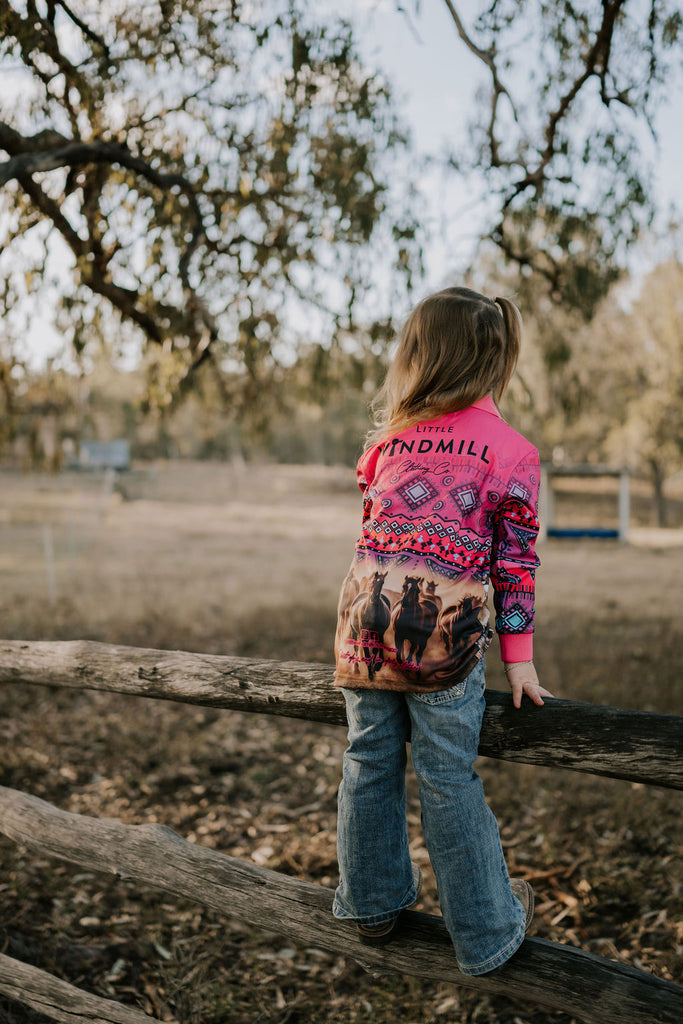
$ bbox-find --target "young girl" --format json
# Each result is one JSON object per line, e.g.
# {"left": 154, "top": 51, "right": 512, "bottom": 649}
{"left": 332, "top": 286, "right": 552, "bottom": 976}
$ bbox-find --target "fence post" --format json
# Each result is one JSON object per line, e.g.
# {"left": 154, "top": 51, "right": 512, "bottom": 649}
{"left": 618, "top": 470, "right": 630, "bottom": 544}
{"left": 539, "top": 466, "right": 550, "bottom": 542}
{"left": 42, "top": 523, "right": 57, "bottom": 607}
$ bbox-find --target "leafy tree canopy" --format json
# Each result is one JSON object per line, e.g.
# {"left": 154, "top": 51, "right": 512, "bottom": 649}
{"left": 568, "top": 257, "right": 683, "bottom": 524}
{"left": 1, "top": 0, "right": 681, "bottom": 431}
{"left": 0, "top": 0, "right": 421, "bottom": 417}
{"left": 441, "top": 0, "right": 682, "bottom": 314}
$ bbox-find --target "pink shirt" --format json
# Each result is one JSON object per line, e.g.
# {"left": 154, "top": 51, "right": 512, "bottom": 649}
{"left": 334, "top": 397, "right": 541, "bottom": 692}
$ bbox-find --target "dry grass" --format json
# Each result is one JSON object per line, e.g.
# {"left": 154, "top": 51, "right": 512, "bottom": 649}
{"left": 1, "top": 461, "right": 682, "bottom": 1024}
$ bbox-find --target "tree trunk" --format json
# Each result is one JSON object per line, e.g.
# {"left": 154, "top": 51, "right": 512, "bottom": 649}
{"left": 650, "top": 458, "right": 668, "bottom": 527}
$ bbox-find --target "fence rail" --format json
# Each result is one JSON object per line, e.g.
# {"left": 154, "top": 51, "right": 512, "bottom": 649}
{"left": 1, "top": 786, "right": 682, "bottom": 1024}
{"left": 1, "top": 639, "right": 681, "bottom": 788}
{"left": 1, "top": 639, "right": 682, "bottom": 1024}
{"left": 0, "top": 951, "right": 153, "bottom": 1024}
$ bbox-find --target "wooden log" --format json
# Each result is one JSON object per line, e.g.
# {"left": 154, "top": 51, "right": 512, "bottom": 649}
{"left": 0, "top": 786, "right": 681, "bottom": 1024}
{"left": 0, "top": 952, "right": 154, "bottom": 1024}
{"left": 1, "top": 639, "right": 681, "bottom": 788}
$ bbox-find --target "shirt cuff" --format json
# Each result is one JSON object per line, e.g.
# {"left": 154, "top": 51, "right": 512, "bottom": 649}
{"left": 499, "top": 632, "right": 534, "bottom": 662}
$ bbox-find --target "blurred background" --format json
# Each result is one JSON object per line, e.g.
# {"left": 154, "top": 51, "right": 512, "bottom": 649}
{"left": 1, "top": 2, "right": 682, "bottom": 1023}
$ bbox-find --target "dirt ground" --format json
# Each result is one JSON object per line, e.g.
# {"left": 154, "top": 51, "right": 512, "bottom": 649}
{"left": 1, "top": 461, "right": 682, "bottom": 1024}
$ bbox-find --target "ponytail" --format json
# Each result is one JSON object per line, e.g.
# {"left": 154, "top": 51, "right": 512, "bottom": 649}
{"left": 492, "top": 297, "right": 522, "bottom": 402}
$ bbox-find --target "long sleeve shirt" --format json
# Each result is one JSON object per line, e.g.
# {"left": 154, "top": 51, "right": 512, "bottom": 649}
{"left": 334, "top": 396, "right": 540, "bottom": 692}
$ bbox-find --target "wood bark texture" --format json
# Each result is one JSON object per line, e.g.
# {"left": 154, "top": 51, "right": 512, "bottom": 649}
{"left": 0, "top": 786, "right": 681, "bottom": 1024}
{"left": 0, "top": 952, "right": 154, "bottom": 1023}
{"left": 1, "top": 640, "right": 681, "bottom": 788}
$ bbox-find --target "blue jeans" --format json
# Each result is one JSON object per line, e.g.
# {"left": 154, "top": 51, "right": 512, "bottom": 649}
{"left": 332, "top": 659, "right": 526, "bottom": 975}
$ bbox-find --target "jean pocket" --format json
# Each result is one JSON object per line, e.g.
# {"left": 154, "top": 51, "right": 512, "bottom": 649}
{"left": 412, "top": 680, "right": 467, "bottom": 705}
{"left": 412, "top": 655, "right": 487, "bottom": 705}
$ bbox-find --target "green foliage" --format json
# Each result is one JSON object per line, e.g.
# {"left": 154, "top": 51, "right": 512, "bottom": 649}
{"left": 575, "top": 259, "right": 683, "bottom": 522}
{"left": 492, "top": 251, "right": 683, "bottom": 524}
{"left": 0, "top": 0, "right": 422, "bottom": 423}
{"left": 454, "top": 0, "right": 682, "bottom": 317}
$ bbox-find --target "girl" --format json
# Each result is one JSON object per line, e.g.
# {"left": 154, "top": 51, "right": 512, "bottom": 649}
{"left": 332, "top": 286, "right": 553, "bottom": 976}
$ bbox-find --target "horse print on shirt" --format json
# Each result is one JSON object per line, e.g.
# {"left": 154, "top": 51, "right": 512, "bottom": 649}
{"left": 346, "top": 570, "right": 392, "bottom": 681}
{"left": 335, "top": 557, "right": 490, "bottom": 691}
{"left": 391, "top": 575, "right": 439, "bottom": 670}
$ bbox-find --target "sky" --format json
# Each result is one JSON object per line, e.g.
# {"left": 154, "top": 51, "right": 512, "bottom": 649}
{"left": 9, "top": 0, "right": 683, "bottom": 368}
{"left": 346, "top": 0, "right": 683, "bottom": 286}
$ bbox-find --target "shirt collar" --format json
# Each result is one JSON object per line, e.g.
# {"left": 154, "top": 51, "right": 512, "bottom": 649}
{"left": 471, "top": 395, "right": 502, "bottom": 418}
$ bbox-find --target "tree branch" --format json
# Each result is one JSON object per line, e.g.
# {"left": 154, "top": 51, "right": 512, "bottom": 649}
{"left": 0, "top": 130, "right": 192, "bottom": 194}
{"left": 24, "top": 0, "right": 90, "bottom": 126}
{"left": 0, "top": 125, "right": 207, "bottom": 287}
{"left": 504, "top": 0, "right": 628, "bottom": 208}
{"left": 17, "top": 172, "right": 165, "bottom": 344}
{"left": 17, "top": 174, "right": 85, "bottom": 257}
{"left": 1, "top": 126, "right": 220, "bottom": 357}
{"left": 442, "top": 0, "right": 518, "bottom": 132}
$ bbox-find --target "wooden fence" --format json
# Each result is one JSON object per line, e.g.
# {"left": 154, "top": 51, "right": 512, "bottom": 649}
{"left": 0, "top": 639, "right": 682, "bottom": 1024}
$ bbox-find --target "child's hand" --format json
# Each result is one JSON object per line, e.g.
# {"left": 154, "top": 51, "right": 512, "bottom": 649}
{"left": 503, "top": 661, "right": 554, "bottom": 709}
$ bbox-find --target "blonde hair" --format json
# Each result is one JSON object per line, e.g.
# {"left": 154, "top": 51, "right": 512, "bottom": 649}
{"left": 368, "top": 286, "right": 522, "bottom": 445}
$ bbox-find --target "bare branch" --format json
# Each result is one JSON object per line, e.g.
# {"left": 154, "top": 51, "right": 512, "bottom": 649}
{"left": 442, "top": 0, "right": 518, "bottom": 123}
{"left": 504, "top": 0, "right": 629, "bottom": 208}
{"left": 0, "top": 951, "right": 154, "bottom": 1024}
{"left": 0, "top": 128, "right": 193, "bottom": 195}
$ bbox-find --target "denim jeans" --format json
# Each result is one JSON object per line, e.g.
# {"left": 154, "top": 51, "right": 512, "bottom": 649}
{"left": 332, "top": 659, "right": 526, "bottom": 975}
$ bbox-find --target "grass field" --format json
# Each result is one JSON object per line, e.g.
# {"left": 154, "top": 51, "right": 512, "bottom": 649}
{"left": 1, "top": 461, "right": 682, "bottom": 1024}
